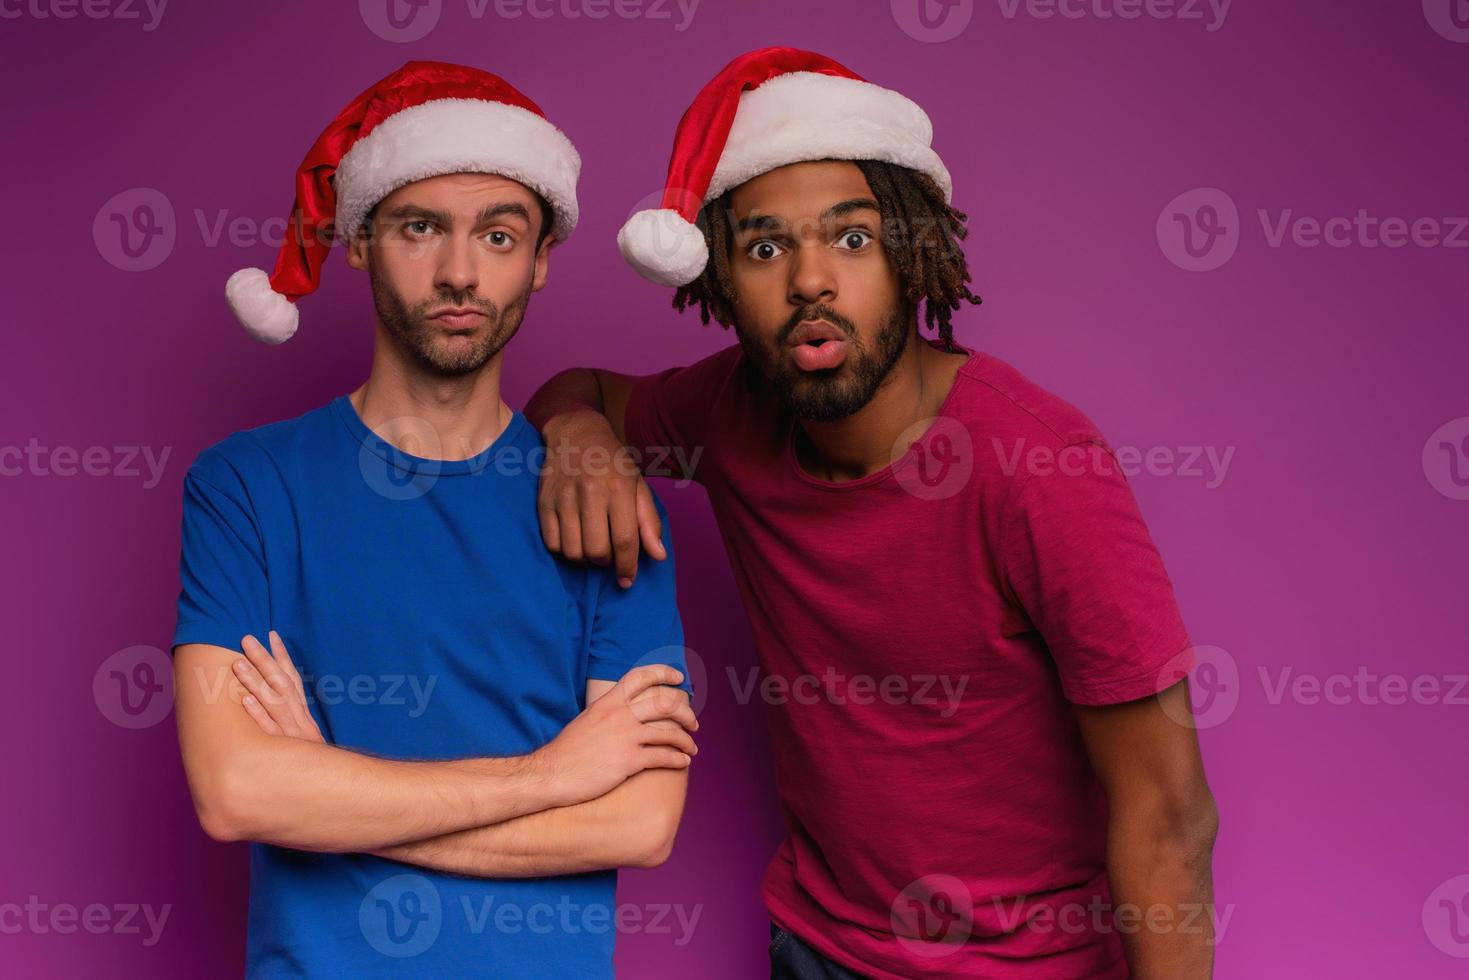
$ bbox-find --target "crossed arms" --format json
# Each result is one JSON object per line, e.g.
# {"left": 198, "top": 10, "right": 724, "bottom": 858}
{"left": 174, "top": 631, "right": 698, "bottom": 878}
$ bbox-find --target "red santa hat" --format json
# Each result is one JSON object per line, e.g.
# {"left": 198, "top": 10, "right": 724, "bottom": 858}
{"left": 226, "top": 61, "right": 581, "bottom": 344}
{"left": 617, "top": 46, "right": 953, "bottom": 287}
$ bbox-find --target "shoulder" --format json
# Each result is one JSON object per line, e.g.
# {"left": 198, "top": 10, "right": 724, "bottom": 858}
{"left": 635, "top": 343, "right": 747, "bottom": 397}
{"left": 953, "top": 350, "right": 1110, "bottom": 451}
{"left": 185, "top": 401, "right": 336, "bottom": 496}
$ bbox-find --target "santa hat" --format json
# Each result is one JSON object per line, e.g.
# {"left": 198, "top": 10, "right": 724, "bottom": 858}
{"left": 617, "top": 47, "right": 953, "bottom": 287}
{"left": 226, "top": 61, "right": 581, "bottom": 344}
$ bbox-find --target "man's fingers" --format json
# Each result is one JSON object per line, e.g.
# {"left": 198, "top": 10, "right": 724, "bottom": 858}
{"left": 664, "top": 699, "right": 700, "bottom": 734}
{"left": 635, "top": 480, "right": 668, "bottom": 563}
{"left": 238, "top": 637, "right": 291, "bottom": 705}
{"left": 629, "top": 688, "right": 699, "bottom": 734}
{"left": 609, "top": 484, "right": 643, "bottom": 587}
{"left": 639, "top": 747, "right": 693, "bottom": 771}
{"left": 557, "top": 490, "right": 584, "bottom": 562}
{"left": 577, "top": 484, "right": 612, "bottom": 566}
{"left": 640, "top": 719, "right": 698, "bottom": 756}
{"left": 618, "top": 665, "right": 685, "bottom": 703}
{"left": 538, "top": 493, "right": 563, "bottom": 553}
{"left": 267, "top": 630, "right": 306, "bottom": 699}
{"left": 241, "top": 695, "right": 283, "bottom": 736}
{"left": 630, "top": 686, "right": 699, "bottom": 732}
{"left": 232, "top": 656, "right": 296, "bottom": 734}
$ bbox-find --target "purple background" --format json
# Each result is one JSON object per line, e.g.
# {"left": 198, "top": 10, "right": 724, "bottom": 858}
{"left": 3, "top": 0, "right": 1467, "bottom": 975}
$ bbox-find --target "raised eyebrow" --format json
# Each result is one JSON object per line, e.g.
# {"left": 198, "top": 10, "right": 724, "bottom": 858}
{"left": 475, "top": 202, "right": 532, "bottom": 227}
{"left": 733, "top": 200, "right": 881, "bottom": 236}
{"left": 822, "top": 198, "right": 881, "bottom": 222}
{"left": 734, "top": 213, "right": 785, "bottom": 235}
{"left": 378, "top": 203, "right": 532, "bottom": 228}
{"left": 381, "top": 204, "right": 453, "bottom": 226}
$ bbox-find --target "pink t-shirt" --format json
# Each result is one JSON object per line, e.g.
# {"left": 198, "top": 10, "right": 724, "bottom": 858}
{"left": 625, "top": 342, "right": 1194, "bottom": 979}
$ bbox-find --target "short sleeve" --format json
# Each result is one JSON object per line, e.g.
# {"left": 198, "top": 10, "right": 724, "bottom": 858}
{"left": 172, "top": 462, "right": 271, "bottom": 656}
{"left": 999, "top": 439, "right": 1193, "bottom": 706}
{"left": 584, "top": 494, "right": 694, "bottom": 698}
{"left": 622, "top": 345, "right": 743, "bottom": 486}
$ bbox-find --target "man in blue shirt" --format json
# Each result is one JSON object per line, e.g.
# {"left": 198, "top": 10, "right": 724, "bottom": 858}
{"left": 171, "top": 62, "right": 698, "bottom": 978}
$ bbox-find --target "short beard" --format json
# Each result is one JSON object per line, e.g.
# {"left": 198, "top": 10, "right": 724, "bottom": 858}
{"left": 368, "top": 248, "right": 531, "bottom": 378}
{"left": 735, "top": 301, "right": 912, "bottom": 422}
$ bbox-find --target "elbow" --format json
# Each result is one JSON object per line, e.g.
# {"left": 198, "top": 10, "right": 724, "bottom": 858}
{"left": 1113, "top": 777, "right": 1218, "bottom": 868}
{"left": 634, "top": 832, "right": 677, "bottom": 870}
{"left": 1149, "top": 787, "right": 1219, "bottom": 866}
{"left": 1181, "top": 788, "right": 1219, "bottom": 853}
{"left": 628, "top": 840, "right": 675, "bottom": 871}
{"left": 625, "top": 810, "right": 681, "bottom": 870}
{"left": 194, "top": 780, "right": 247, "bottom": 843}
{"left": 197, "top": 802, "right": 246, "bottom": 844}
{"left": 1197, "top": 792, "right": 1220, "bottom": 849}
{"left": 191, "top": 758, "right": 269, "bottom": 844}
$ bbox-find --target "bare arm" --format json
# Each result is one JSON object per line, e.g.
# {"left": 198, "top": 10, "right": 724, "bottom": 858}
{"left": 371, "top": 679, "right": 691, "bottom": 877}
{"left": 176, "top": 636, "right": 695, "bottom": 854}
{"left": 1075, "top": 679, "right": 1220, "bottom": 980}
{"left": 525, "top": 368, "right": 664, "bottom": 585}
{"left": 524, "top": 367, "right": 638, "bottom": 447}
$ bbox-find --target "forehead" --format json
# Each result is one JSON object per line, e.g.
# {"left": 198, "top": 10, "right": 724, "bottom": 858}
{"left": 376, "top": 172, "right": 538, "bottom": 217}
{"left": 727, "top": 160, "right": 876, "bottom": 222}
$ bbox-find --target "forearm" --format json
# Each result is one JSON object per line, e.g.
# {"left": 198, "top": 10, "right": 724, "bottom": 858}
{"left": 372, "top": 768, "right": 688, "bottom": 878}
{"left": 524, "top": 367, "right": 606, "bottom": 430}
{"left": 193, "top": 735, "right": 564, "bottom": 853}
{"left": 1105, "top": 798, "right": 1220, "bottom": 979}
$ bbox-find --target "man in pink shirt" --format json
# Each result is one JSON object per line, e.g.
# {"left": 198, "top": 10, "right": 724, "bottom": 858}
{"left": 526, "top": 47, "right": 1218, "bottom": 979}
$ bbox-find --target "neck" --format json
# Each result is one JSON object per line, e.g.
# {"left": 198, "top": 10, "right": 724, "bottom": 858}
{"left": 794, "top": 337, "right": 965, "bottom": 483}
{"left": 349, "top": 331, "right": 512, "bottom": 462}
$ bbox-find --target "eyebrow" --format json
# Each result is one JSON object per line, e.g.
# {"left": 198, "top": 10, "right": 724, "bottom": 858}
{"left": 823, "top": 198, "right": 880, "bottom": 220}
{"left": 380, "top": 202, "right": 532, "bottom": 227}
{"left": 733, "top": 198, "right": 881, "bottom": 234}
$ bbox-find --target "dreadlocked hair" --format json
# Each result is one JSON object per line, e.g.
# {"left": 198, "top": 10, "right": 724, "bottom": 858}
{"left": 671, "top": 159, "right": 983, "bottom": 350}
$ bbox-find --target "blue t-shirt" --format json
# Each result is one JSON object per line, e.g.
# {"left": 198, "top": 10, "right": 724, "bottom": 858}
{"left": 172, "top": 394, "right": 689, "bottom": 978}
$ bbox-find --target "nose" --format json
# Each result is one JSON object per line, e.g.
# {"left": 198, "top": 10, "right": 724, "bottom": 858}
{"left": 787, "top": 242, "right": 837, "bottom": 308}
{"left": 434, "top": 234, "right": 479, "bottom": 295}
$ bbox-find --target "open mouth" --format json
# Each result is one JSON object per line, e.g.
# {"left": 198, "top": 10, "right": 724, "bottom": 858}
{"left": 787, "top": 319, "right": 851, "bottom": 372}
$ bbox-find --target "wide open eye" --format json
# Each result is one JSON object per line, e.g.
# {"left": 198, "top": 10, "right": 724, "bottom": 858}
{"left": 747, "top": 240, "right": 786, "bottom": 261}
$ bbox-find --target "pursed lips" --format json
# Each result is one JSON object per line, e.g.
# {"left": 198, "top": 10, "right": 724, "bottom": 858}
{"left": 786, "top": 318, "right": 851, "bottom": 372}
{"left": 429, "top": 307, "right": 488, "bottom": 329}
{"left": 786, "top": 318, "right": 848, "bottom": 348}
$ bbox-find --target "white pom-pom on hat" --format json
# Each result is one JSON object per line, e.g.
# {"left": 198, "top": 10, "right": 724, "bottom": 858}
{"left": 226, "top": 268, "right": 299, "bottom": 345}
{"left": 617, "top": 209, "right": 709, "bottom": 288}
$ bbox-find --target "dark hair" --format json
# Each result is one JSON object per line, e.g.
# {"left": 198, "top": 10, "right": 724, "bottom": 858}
{"left": 531, "top": 192, "right": 555, "bottom": 248}
{"left": 672, "top": 159, "right": 982, "bottom": 350}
